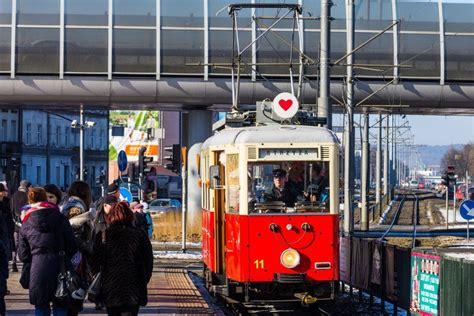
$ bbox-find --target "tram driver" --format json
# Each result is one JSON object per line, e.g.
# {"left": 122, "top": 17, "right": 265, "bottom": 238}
{"left": 263, "top": 168, "right": 299, "bottom": 207}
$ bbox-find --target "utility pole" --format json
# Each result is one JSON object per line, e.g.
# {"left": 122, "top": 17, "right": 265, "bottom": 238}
{"left": 79, "top": 104, "right": 84, "bottom": 181}
{"left": 384, "top": 114, "right": 390, "bottom": 198}
{"left": 318, "top": 0, "right": 332, "bottom": 129}
{"left": 361, "top": 110, "right": 369, "bottom": 230}
{"left": 376, "top": 113, "right": 382, "bottom": 206}
{"left": 343, "top": 0, "right": 354, "bottom": 235}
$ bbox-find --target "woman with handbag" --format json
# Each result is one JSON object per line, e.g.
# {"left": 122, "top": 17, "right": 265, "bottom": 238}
{"left": 60, "top": 181, "right": 95, "bottom": 316}
{"left": 18, "top": 187, "right": 77, "bottom": 316}
{"left": 91, "top": 201, "right": 153, "bottom": 316}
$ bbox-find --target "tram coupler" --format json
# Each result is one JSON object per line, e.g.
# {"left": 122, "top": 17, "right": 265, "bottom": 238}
{"left": 294, "top": 292, "right": 317, "bottom": 306}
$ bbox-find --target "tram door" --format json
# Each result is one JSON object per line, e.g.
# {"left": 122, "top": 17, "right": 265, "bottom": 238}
{"left": 210, "top": 151, "right": 226, "bottom": 274}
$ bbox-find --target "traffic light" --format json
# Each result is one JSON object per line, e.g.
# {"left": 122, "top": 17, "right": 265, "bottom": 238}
{"left": 443, "top": 165, "right": 456, "bottom": 185}
{"left": 96, "top": 169, "right": 105, "bottom": 185}
{"left": 138, "top": 147, "right": 153, "bottom": 175}
{"left": 163, "top": 144, "right": 181, "bottom": 173}
{"left": 128, "top": 162, "right": 136, "bottom": 182}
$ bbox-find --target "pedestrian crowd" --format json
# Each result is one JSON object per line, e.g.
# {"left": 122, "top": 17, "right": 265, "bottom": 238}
{"left": 0, "top": 180, "right": 154, "bottom": 316}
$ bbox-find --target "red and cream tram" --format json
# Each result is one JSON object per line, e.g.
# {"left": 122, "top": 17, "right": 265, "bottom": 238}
{"left": 199, "top": 115, "right": 340, "bottom": 304}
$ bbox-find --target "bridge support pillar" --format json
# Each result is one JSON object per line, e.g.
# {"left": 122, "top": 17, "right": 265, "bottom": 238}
{"left": 181, "top": 110, "right": 213, "bottom": 242}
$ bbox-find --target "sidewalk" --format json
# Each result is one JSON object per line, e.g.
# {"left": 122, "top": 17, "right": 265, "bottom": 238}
{"left": 5, "top": 264, "right": 216, "bottom": 315}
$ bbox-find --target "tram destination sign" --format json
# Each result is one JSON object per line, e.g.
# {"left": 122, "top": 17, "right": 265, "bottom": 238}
{"left": 258, "top": 148, "right": 319, "bottom": 160}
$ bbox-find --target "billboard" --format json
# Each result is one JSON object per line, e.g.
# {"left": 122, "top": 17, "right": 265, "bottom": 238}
{"left": 410, "top": 252, "right": 441, "bottom": 316}
{"left": 109, "top": 110, "right": 160, "bottom": 162}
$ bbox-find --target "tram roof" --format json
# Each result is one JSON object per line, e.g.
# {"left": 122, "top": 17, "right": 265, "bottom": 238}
{"left": 202, "top": 125, "right": 340, "bottom": 149}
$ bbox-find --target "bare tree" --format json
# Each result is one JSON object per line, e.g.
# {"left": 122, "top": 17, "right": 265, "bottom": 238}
{"left": 440, "top": 143, "right": 474, "bottom": 179}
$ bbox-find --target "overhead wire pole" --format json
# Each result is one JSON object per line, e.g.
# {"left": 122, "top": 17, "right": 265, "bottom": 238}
{"left": 361, "top": 109, "right": 369, "bottom": 231}
{"left": 376, "top": 113, "right": 383, "bottom": 207}
{"left": 318, "top": 0, "right": 332, "bottom": 129}
{"left": 384, "top": 114, "right": 390, "bottom": 199}
{"left": 343, "top": 0, "right": 355, "bottom": 235}
{"left": 79, "top": 104, "right": 84, "bottom": 181}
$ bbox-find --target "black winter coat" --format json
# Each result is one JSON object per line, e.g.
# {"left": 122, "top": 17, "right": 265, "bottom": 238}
{"left": 0, "top": 197, "right": 14, "bottom": 251}
{"left": 10, "top": 190, "right": 27, "bottom": 232}
{"left": 91, "top": 223, "right": 153, "bottom": 308}
{"left": 18, "top": 205, "right": 77, "bottom": 308}
{"left": 0, "top": 213, "right": 9, "bottom": 297}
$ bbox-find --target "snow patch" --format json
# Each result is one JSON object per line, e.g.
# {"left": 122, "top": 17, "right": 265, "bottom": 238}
{"left": 153, "top": 250, "right": 202, "bottom": 260}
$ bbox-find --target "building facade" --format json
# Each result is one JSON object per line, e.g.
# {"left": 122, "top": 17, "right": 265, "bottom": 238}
{"left": 0, "top": 109, "right": 21, "bottom": 191}
{"left": 20, "top": 110, "right": 108, "bottom": 197}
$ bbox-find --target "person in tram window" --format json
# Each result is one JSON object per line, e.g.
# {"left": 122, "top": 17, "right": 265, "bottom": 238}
{"left": 264, "top": 169, "right": 298, "bottom": 207}
{"left": 304, "top": 163, "right": 328, "bottom": 203}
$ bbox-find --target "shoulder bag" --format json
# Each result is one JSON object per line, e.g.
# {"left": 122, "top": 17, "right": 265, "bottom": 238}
{"left": 54, "top": 227, "right": 83, "bottom": 307}
{"left": 87, "top": 230, "right": 106, "bottom": 303}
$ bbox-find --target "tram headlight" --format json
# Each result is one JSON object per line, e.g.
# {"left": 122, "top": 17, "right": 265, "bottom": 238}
{"left": 280, "top": 248, "right": 300, "bottom": 269}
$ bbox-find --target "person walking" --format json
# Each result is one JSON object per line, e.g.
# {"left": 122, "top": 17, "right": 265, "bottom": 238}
{"left": 60, "top": 181, "right": 94, "bottom": 315}
{"left": 0, "top": 193, "right": 10, "bottom": 316}
{"left": 18, "top": 187, "right": 77, "bottom": 316}
{"left": 0, "top": 183, "right": 14, "bottom": 263}
{"left": 130, "top": 202, "right": 148, "bottom": 235}
{"left": 91, "top": 201, "right": 153, "bottom": 316}
{"left": 43, "top": 184, "right": 63, "bottom": 206}
{"left": 10, "top": 180, "right": 32, "bottom": 272}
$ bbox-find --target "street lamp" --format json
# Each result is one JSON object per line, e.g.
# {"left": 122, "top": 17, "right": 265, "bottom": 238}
{"left": 75, "top": 105, "right": 96, "bottom": 181}
{"left": 43, "top": 106, "right": 95, "bottom": 182}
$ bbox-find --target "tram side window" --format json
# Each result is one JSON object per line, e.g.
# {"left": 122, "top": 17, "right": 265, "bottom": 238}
{"left": 247, "top": 161, "right": 330, "bottom": 213}
{"left": 226, "top": 154, "right": 239, "bottom": 213}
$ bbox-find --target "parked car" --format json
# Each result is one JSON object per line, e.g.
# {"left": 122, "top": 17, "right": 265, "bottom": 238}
{"left": 409, "top": 180, "right": 419, "bottom": 189}
{"left": 417, "top": 182, "right": 425, "bottom": 189}
{"left": 148, "top": 198, "right": 182, "bottom": 215}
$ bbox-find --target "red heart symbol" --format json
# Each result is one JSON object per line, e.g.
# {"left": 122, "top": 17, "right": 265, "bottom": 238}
{"left": 278, "top": 99, "right": 293, "bottom": 111}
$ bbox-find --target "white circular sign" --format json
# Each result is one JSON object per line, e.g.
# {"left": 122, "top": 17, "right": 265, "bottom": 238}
{"left": 272, "top": 92, "right": 299, "bottom": 119}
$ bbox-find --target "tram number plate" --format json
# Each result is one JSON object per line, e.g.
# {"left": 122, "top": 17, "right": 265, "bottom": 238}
{"left": 259, "top": 148, "right": 319, "bottom": 159}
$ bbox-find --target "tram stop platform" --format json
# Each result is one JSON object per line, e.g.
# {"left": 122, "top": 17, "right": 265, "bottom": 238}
{"left": 5, "top": 263, "right": 219, "bottom": 315}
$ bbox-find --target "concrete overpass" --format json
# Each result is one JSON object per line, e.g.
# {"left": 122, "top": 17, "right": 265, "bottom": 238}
{"left": 1, "top": 76, "right": 473, "bottom": 115}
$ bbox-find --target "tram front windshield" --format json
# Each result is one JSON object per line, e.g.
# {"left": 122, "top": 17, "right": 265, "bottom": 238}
{"left": 247, "top": 161, "right": 330, "bottom": 213}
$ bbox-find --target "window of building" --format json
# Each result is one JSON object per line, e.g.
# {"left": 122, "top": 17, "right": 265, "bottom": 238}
{"left": 0, "top": 0, "right": 12, "bottom": 25}
{"left": 114, "top": 0, "right": 155, "bottom": 26}
{"left": 161, "top": 30, "right": 204, "bottom": 74}
{"left": 99, "top": 129, "right": 105, "bottom": 149}
{"left": 90, "top": 129, "right": 95, "bottom": 149}
{"left": 37, "top": 124, "right": 43, "bottom": 145}
{"left": 0, "top": 28, "right": 11, "bottom": 72}
{"left": 209, "top": 0, "right": 251, "bottom": 28}
{"left": 65, "top": 127, "right": 70, "bottom": 147}
{"left": 1, "top": 119, "right": 7, "bottom": 141}
{"left": 64, "top": 165, "right": 70, "bottom": 188}
{"left": 56, "top": 126, "right": 61, "bottom": 147}
{"left": 36, "top": 165, "right": 41, "bottom": 185}
{"left": 65, "top": 0, "right": 108, "bottom": 26}
{"left": 16, "top": 28, "right": 60, "bottom": 74}
{"left": 113, "top": 29, "right": 156, "bottom": 73}
{"left": 56, "top": 165, "right": 60, "bottom": 186}
{"left": 10, "top": 120, "right": 17, "bottom": 142}
{"left": 17, "top": 0, "right": 60, "bottom": 25}
{"left": 25, "top": 123, "right": 31, "bottom": 145}
{"left": 162, "top": 0, "right": 202, "bottom": 27}
{"left": 209, "top": 30, "right": 251, "bottom": 75}
{"left": 65, "top": 29, "right": 108, "bottom": 73}
{"left": 22, "top": 164, "right": 27, "bottom": 180}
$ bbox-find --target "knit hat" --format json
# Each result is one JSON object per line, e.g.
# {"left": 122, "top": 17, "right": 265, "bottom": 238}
{"left": 107, "top": 183, "right": 119, "bottom": 194}
{"left": 19, "top": 180, "right": 32, "bottom": 191}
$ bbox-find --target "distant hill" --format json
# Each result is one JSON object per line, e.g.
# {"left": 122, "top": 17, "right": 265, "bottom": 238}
{"left": 416, "top": 144, "right": 463, "bottom": 167}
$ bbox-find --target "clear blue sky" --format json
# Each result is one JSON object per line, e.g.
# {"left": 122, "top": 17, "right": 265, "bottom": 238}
{"left": 407, "top": 115, "right": 474, "bottom": 145}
